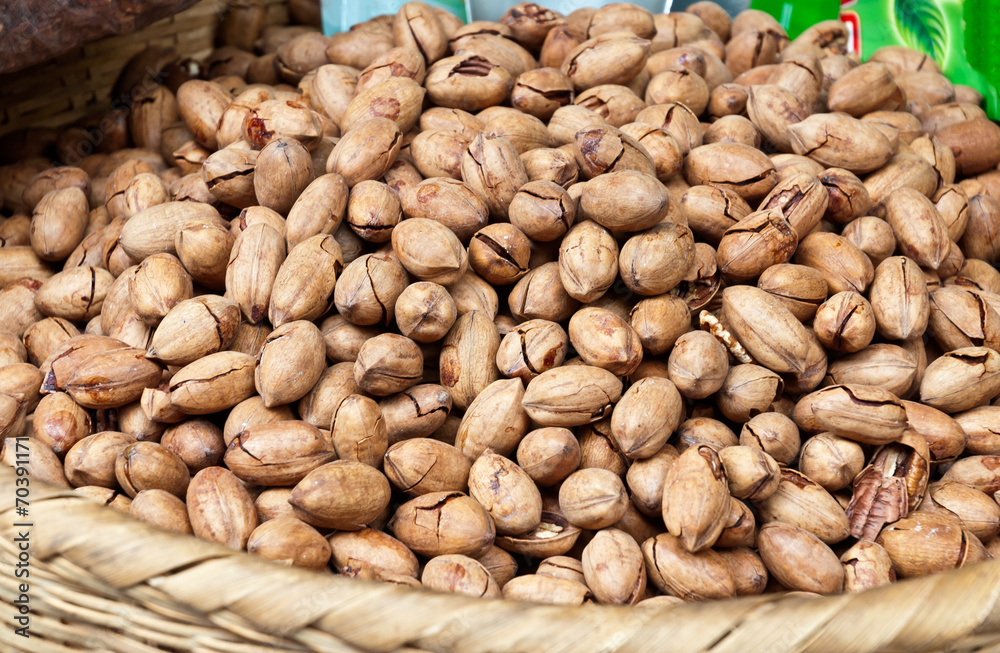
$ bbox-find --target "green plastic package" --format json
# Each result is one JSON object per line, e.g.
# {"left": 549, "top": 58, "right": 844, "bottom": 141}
{"left": 750, "top": 0, "right": 1000, "bottom": 118}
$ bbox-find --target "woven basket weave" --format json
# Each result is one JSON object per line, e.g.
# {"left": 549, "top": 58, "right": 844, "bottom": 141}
{"left": 3, "top": 466, "right": 1000, "bottom": 653}
{"left": 0, "top": 0, "right": 289, "bottom": 136}
{"left": 2, "top": 3, "right": 1000, "bottom": 652}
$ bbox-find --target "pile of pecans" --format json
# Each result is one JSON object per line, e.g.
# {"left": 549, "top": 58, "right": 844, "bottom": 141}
{"left": 2, "top": 0, "right": 1000, "bottom": 605}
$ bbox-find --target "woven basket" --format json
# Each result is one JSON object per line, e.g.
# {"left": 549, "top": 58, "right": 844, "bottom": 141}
{"left": 0, "top": 0, "right": 289, "bottom": 136}
{"left": 3, "top": 465, "right": 1000, "bottom": 653}
{"left": 2, "top": 3, "right": 1000, "bottom": 652}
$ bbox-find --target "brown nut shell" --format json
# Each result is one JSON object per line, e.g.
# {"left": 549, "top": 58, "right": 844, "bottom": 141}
{"left": 290, "top": 460, "right": 392, "bottom": 531}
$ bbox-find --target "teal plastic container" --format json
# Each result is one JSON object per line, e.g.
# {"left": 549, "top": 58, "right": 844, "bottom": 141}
{"left": 467, "top": 0, "right": 669, "bottom": 22}
{"left": 321, "top": 0, "right": 670, "bottom": 33}
{"left": 322, "top": 0, "right": 470, "bottom": 35}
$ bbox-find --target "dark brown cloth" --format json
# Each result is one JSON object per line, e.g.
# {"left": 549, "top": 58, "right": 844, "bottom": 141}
{"left": 0, "top": 0, "right": 201, "bottom": 73}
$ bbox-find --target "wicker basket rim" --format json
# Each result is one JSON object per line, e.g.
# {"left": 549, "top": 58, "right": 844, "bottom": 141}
{"left": 3, "top": 464, "right": 1000, "bottom": 653}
